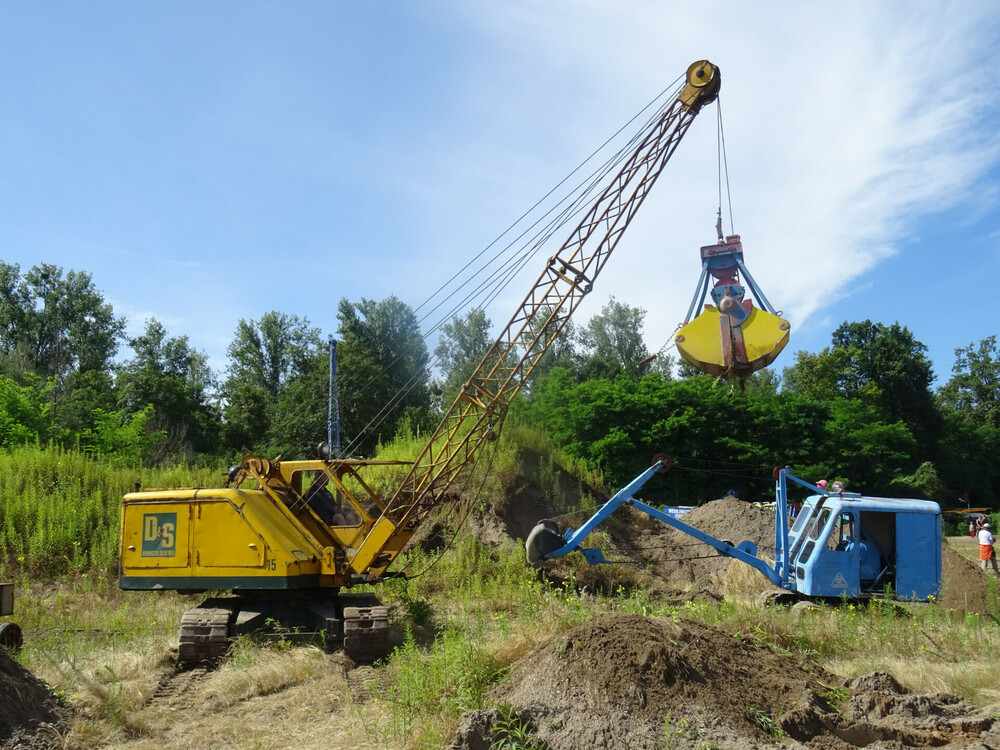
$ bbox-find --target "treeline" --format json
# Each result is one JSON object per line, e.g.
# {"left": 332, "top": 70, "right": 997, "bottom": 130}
{"left": 524, "top": 319, "right": 1000, "bottom": 506}
{"left": 2, "top": 261, "right": 997, "bottom": 507}
{"left": 0, "top": 262, "right": 435, "bottom": 463}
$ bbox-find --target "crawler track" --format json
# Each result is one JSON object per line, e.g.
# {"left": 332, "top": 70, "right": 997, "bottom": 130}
{"left": 178, "top": 607, "right": 231, "bottom": 666}
{"left": 342, "top": 597, "right": 389, "bottom": 662}
{"left": 148, "top": 665, "right": 211, "bottom": 706}
{"left": 175, "top": 594, "right": 390, "bottom": 669}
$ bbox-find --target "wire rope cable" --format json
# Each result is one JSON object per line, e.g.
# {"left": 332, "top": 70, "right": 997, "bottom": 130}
{"left": 333, "top": 76, "right": 692, "bottom": 455}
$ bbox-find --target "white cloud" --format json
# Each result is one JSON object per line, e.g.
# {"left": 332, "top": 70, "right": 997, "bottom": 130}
{"left": 408, "top": 1, "right": 1000, "bottom": 359}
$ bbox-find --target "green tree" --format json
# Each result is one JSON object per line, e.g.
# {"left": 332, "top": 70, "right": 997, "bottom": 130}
{"left": 785, "top": 320, "right": 941, "bottom": 459}
{"left": 939, "top": 336, "right": 1000, "bottom": 428}
{"left": 782, "top": 348, "right": 850, "bottom": 402}
{"left": 337, "top": 296, "right": 430, "bottom": 455}
{"left": 222, "top": 383, "right": 273, "bottom": 454}
{"left": 522, "top": 307, "right": 577, "bottom": 388}
{"left": 80, "top": 406, "right": 164, "bottom": 466}
{"left": 221, "top": 311, "right": 322, "bottom": 452}
{"left": 576, "top": 297, "right": 650, "bottom": 380}
{"left": 676, "top": 357, "right": 706, "bottom": 379}
{"left": 224, "top": 311, "right": 322, "bottom": 398}
{"left": 117, "top": 319, "right": 221, "bottom": 458}
{"left": 830, "top": 321, "right": 937, "bottom": 422}
{"left": 53, "top": 369, "right": 117, "bottom": 433}
{"left": 819, "top": 399, "right": 917, "bottom": 494}
{"left": 434, "top": 308, "right": 492, "bottom": 408}
{"left": 0, "top": 375, "right": 62, "bottom": 446}
{"left": 0, "top": 262, "right": 125, "bottom": 381}
{"left": 266, "top": 350, "right": 331, "bottom": 459}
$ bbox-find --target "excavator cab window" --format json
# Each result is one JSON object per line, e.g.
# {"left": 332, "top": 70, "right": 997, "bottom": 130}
{"left": 833, "top": 512, "right": 855, "bottom": 551}
{"left": 298, "top": 471, "right": 360, "bottom": 527}
{"left": 807, "top": 508, "right": 832, "bottom": 541}
{"left": 791, "top": 504, "right": 814, "bottom": 534}
{"left": 798, "top": 507, "right": 833, "bottom": 565}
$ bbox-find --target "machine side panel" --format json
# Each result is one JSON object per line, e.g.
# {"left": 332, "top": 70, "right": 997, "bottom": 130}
{"left": 121, "top": 489, "right": 332, "bottom": 590}
{"left": 894, "top": 512, "right": 942, "bottom": 600}
{"left": 194, "top": 500, "right": 267, "bottom": 568}
{"left": 121, "top": 503, "right": 191, "bottom": 569}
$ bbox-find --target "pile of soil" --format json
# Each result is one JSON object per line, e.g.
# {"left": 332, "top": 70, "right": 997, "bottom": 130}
{"left": 0, "top": 647, "right": 63, "bottom": 748}
{"left": 452, "top": 613, "right": 999, "bottom": 750}
{"left": 623, "top": 495, "right": 779, "bottom": 591}
{"left": 941, "top": 543, "right": 992, "bottom": 614}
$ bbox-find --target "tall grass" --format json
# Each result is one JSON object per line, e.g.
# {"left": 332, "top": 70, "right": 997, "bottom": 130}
{"left": 0, "top": 421, "right": 590, "bottom": 580}
{"left": 0, "top": 443, "right": 220, "bottom": 577}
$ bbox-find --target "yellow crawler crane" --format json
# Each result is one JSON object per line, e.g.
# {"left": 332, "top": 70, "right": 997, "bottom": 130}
{"left": 120, "top": 60, "right": 724, "bottom": 665}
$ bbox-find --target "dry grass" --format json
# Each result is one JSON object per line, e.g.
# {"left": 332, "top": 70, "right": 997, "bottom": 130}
{"left": 718, "top": 556, "right": 780, "bottom": 603}
{"left": 199, "top": 643, "right": 332, "bottom": 710}
{"left": 58, "top": 644, "right": 380, "bottom": 750}
{"left": 827, "top": 654, "right": 1000, "bottom": 707}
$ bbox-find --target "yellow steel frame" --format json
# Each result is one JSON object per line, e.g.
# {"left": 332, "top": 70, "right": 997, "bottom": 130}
{"left": 350, "top": 61, "right": 721, "bottom": 579}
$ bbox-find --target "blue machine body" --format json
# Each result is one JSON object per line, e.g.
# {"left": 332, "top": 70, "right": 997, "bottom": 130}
{"left": 776, "top": 470, "right": 941, "bottom": 600}
{"left": 535, "top": 463, "right": 942, "bottom": 602}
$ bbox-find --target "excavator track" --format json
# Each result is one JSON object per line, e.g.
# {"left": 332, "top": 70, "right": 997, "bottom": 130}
{"left": 341, "top": 594, "right": 390, "bottom": 662}
{"left": 147, "top": 665, "right": 212, "bottom": 706}
{"left": 176, "top": 596, "right": 389, "bottom": 668}
{"left": 177, "top": 607, "right": 232, "bottom": 666}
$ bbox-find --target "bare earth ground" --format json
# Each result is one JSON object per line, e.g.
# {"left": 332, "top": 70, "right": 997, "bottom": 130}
{"left": 452, "top": 614, "right": 998, "bottom": 750}
{"left": 0, "top": 647, "right": 65, "bottom": 748}
{"left": 1, "top": 467, "right": 998, "bottom": 749}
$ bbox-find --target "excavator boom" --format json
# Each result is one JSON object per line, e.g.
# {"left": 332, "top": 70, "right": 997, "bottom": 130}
{"left": 349, "top": 60, "right": 722, "bottom": 579}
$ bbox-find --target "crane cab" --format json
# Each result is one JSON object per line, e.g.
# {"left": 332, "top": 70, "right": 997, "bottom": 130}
{"left": 784, "top": 494, "right": 942, "bottom": 601}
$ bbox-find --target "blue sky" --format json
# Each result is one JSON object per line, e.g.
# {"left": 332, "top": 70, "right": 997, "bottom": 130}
{"left": 2, "top": 2, "right": 998, "bottom": 386}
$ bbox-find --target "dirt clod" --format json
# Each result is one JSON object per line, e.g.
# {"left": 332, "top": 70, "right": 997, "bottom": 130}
{"left": 0, "top": 646, "right": 65, "bottom": 748}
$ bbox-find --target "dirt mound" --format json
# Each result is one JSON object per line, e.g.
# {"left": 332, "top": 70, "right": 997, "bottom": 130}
{"left": 0, "top": 647, "right": 63, "bottom": 747}
{"left": 627, "top": 495, "right": 778, "bottom": 590}
{"left": 940, "top": 542, "right": 992, "bottom": 614}
{"left": 451, "top": 613, "right": 999, "bottom": 750}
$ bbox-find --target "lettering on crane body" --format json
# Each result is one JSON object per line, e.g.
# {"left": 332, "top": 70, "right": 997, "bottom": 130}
{"left": 141, "top": 513, "right": 177, "bottom": 557}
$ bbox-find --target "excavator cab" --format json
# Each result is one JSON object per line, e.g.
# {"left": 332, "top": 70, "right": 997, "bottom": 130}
{"left": 675, "top": 235, "right": 789, "bottom": 377}
{"left": 785, "top": 494, "right": 941, "bottom": 600}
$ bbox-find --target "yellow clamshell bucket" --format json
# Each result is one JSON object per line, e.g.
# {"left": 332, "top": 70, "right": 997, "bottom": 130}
{"left": 675, "top": 235, "right": 790, "bottom": 377}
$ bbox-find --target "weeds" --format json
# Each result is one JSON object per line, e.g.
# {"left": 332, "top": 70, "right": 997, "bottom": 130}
{"left": 660, "top": 711, "right": 690, "bottom": 749}
{"left": 816, "top": 680, "right": 851, "bottom": 715}
{"left": 0, "top": 443, "right": 218, "bottom": 578}
{"left": 746, "top": 705, "right": 783, "bottom": 738}
{"left": 491, "top": 703, "right": 546, "bottom": 750}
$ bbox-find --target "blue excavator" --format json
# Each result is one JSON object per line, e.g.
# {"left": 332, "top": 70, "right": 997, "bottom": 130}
{"left": 526, "top": 460, "right": 942, "bottom": 603}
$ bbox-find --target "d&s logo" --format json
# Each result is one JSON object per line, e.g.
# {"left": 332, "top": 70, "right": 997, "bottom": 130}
{"left": 141, "top": 513, "right": 177, "bottom": 558}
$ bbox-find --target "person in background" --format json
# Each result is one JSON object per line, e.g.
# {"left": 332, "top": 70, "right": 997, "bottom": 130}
{"left": 978, "top": 522, "right": 999, "bottom": 574}
{"left": 970, "top": 519, "right": 977, "bottom": 538}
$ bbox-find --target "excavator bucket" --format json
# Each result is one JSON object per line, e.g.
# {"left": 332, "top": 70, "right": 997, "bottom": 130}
{"left": 676, "top": 305, "right": 789, "bottom": 377}
{"left": 676, "top": 235, "right": 789, "bottom": 377}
